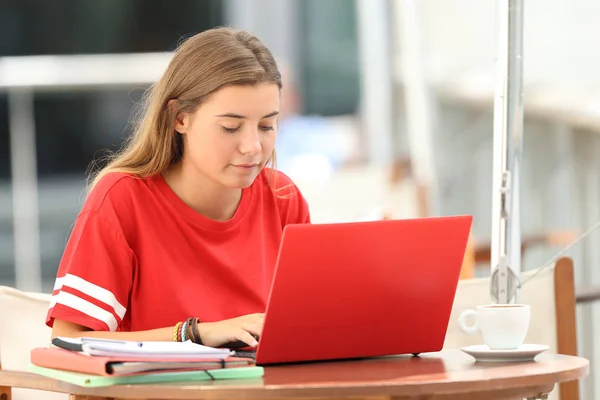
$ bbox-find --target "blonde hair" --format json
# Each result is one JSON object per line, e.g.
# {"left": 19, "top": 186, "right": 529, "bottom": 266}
{"left": 88, "top": 27, "right": 282, "bottom": 192}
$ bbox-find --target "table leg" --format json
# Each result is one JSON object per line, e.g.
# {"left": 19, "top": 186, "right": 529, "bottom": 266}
{"left": 0, "top": 385, "right": 11, "bottom": 400}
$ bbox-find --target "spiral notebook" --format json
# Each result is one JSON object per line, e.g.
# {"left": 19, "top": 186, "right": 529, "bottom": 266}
{"left": 51, "top": 336, "right": 232, "bottom": 359}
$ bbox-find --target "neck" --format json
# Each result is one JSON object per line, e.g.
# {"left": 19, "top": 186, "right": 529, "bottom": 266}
{"left": 163, "top": 160, "right": 242, "bottom": 221}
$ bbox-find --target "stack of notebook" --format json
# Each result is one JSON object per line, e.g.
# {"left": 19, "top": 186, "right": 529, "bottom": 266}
{"left": 28, "top": 337, "right": 263, "bottom": 387}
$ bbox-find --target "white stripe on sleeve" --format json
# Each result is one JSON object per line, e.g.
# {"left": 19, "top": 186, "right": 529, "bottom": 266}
{"left": 50, "top": 291, "right": 119, "bottom": 331}
{"left": 59, "top": 273, "right": 127, "bottom": 320}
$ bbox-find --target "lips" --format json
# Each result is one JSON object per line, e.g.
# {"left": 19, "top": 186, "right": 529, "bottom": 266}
{"left": 235, "top": 164, "right": 258, "bottom": 168}
{"left": 232, "top": 164, "right": 259, "bottom": 170}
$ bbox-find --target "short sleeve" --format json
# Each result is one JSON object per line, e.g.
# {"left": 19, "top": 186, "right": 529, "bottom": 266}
{"left": 288, "top": 189, "right": 311, "bottom": 224}
{"left": 273, "top": 170, "right": 311, "bottom": 226}
{"left": 46, "top": 211, "right": 134, "bottom": 332}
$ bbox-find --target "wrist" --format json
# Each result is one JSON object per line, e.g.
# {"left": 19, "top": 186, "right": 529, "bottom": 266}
{"left": 185, "top": 317, "right": 206, "bottom": 345}
{"left": 194, "top": 320, "right": 213, "bottom": 345}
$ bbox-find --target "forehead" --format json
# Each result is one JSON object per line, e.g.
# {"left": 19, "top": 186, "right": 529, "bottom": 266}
{"left": 201, "top": 84, "right": 280, "bottom": 116}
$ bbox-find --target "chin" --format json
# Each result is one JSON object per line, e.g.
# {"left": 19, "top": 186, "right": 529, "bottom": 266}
{"left": 234, "top": 179, "right": 256, "bottom": 189}
{"left": 223, "top": 174, "right": 259, "bottom": 189}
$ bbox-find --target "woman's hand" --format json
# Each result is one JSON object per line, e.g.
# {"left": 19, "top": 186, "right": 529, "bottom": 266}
{"left": 197, "top": 313, "right": 264, "bottom": 348}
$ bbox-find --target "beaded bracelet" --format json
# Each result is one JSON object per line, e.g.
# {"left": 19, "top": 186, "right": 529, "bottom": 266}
{"left": 172, "top": 321, "right": 182, "bottom": 342}
{"left": 181, "top": 320, "right": 188, "bottom": 342}
{"left": 173, "top": 318, "right": 202, "bottom": 343}
{"left": 177, "top": 320, "right": 184, "bottom": 342}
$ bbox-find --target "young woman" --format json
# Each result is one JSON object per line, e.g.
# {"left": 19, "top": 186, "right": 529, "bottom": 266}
{"left": 47, "top": 27, "right": 311, "bottom": 349}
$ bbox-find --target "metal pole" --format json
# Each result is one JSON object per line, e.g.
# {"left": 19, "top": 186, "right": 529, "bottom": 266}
{"left": 355, "top": 0, "right": 394, "bottom": 165}
{"left": 395, "top": 0, "right": 439, "bottom": 216}
{"left": 8, "top": 89, "right": 42, "bottom": 292}
{"left": 490, "top": 0, "right": 524, "bottom": 304}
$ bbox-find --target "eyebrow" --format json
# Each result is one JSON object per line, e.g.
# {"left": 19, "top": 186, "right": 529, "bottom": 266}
{"left": 215, "top": 111, "right": 279, "bottom": 119}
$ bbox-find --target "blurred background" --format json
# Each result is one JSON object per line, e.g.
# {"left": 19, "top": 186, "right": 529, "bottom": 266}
{"left": 1, "top": 0, "right": 599, "bottom": 397}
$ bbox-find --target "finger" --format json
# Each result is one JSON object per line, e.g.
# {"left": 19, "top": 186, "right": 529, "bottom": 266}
{"left": 241, "top": 321, "right": 263, "bottom": 338}
{"left": 236, "top": 330, "right": 259, "bottom": 347}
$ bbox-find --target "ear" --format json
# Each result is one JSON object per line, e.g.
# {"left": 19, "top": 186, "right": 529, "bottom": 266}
{"left": 168, "top": 99, "right": 191, "bottom": 134}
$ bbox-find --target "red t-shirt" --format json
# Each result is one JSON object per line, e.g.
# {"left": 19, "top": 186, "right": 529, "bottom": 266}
{"left": 46, "top": 169, "right": 310, "bottom": 332}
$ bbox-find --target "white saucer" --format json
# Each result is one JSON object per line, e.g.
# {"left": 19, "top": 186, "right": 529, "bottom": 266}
{"left": 460, "top": 344, "right": 550, "bottom": 362}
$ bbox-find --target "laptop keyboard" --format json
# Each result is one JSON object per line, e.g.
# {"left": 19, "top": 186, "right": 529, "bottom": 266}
{"left": 234, "top": 350, "right": 257, "bottom": 360}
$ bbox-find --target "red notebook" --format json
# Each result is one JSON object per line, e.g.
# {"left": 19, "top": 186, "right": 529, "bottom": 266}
{"left": 31, "top": 347, "right": 253, "bottom": 376}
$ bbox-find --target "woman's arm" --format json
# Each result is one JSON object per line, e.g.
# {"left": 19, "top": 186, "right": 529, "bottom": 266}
{"left": 51, "top": 313, "right": 263, "bottom": 347}
{"left": 51, "top": 319, "right": 173, "bottom": 341}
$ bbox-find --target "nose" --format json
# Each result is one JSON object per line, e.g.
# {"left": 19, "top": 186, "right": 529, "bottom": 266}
{"left": 239, "top": 127, "right": 262, "bottom": 156}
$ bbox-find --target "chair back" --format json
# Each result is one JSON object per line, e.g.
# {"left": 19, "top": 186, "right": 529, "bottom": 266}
{"left": 0, "top": 285, "right": 67, "bottom": 400}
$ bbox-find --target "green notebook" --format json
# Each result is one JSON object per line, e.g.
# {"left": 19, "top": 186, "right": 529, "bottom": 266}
{"left": 27, "top": 363, "right": 264, "bottom": 387}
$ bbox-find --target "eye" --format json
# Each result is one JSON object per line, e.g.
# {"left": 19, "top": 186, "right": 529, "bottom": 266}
{"left": 221, "top": 126, "right": 240, "bottom": 133}
{"left": 260, "top": 125, "right": 274, "bottom": 132}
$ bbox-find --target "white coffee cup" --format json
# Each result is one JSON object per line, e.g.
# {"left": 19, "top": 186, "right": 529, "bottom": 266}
{"left": 458, "top": 304, "right": 530, "bottom": 350}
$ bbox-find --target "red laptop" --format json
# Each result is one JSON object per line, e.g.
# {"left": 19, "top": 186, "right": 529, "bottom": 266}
{"left": 253, "top": 215, "right": 472, "bottom": 365}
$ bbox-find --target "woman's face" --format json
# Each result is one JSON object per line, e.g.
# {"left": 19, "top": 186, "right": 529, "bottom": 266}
{"left": 174, "top": 83, "right": 280, "bottom": 189}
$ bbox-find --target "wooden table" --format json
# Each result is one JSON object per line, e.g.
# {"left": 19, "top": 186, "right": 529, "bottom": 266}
{"left": 0, "top": 350, "right": 589, "bottom": 400}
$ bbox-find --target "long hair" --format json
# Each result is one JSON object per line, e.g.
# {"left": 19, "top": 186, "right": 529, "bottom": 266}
{"left": 88, "top": 27, "right": 282, "bottom": 192}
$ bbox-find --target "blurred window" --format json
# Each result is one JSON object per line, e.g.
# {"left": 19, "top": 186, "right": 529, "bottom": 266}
{"left": 0, "top": 0, "right": 223, "bottom": 284}
{"left": 298, "top": 0, "right": 360, "bottom": 116}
